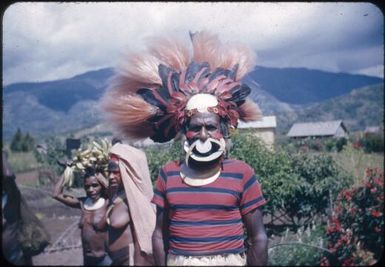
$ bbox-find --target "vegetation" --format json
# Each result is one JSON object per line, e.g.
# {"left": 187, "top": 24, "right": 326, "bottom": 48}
{"left": 268, "top": 222, "right": 333, "bottom": 266}
{"left": 144, "top": 140, "right": 183, "bottom": 183}
{"left": 333, "top": 143, "right": 384, "bottom": 186}
{"left": 358, "top": 132, "right": 384, "bottom": 153}
{"left": 5, "top": 150, "right": 39, "bottom": 173}
{"left": 229, "top": 133, "right": 353, "bottom": 229}
{"left": 10, "top": 128, "right": 36, "bottom": 152}
{"left": 323, "top": 168, "right": 383, "bottom": 266}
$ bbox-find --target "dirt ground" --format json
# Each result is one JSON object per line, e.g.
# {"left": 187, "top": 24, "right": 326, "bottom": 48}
{"left": 14, "top": 170, "right": 85, "bottom": 266}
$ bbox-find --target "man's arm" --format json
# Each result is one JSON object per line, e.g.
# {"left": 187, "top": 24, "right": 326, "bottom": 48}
{"left": 152, "top": 206, "right": 169, "bottom": 266}
{"left": 242, "top": 208, "right": 268, "bottom": 266}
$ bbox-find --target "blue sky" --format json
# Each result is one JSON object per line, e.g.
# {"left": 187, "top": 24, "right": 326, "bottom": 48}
{"left": 2, "top": 2, "right": 384, "bottom": 86}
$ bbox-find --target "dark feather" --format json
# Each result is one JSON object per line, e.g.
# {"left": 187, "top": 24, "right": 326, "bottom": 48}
{"left": 229, "top": 64, "right": 239, "bottom": 80}
{"left": 197, "top": 64, "right": 210, "bottom": 83}
{"left": 151, "top": 117, "right": 177, "bottom": 143}
{"left": 185, "top": 61, "right": 208, "bottom": 83}
{"left": 158, "top": 64, "right": 172, "bottom": 88}
{"left": 157, "top": 86, "right": 171, "bottom": 101}
{"left": 208, "top": 67, "right": 227, "bottom": 82}
{"left": 137, "top": 88, "right": 167, "bottom": 111}
{"left": 227, "top": 84, "right": 251, "bottom": 103}
{"left": 171, "top": 72, "right": 181, "bottom": 93}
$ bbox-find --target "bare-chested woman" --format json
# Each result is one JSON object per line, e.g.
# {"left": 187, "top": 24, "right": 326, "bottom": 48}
{"left": 106, "top": 143, "right": 155, "bottom": 266}
{"left": 105, "top": 158, "right": 133, "bottom": 265}
{"left": 52, "top": 169, "right": 111, "bottom": 266}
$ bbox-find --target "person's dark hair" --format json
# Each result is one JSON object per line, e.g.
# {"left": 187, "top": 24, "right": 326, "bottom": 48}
{"left": 112, "top": 137, "right": 122, "bottom": 145}
{"left": 107, "top": 160, "right": 120, "bottom": 172}
{"left": 84, "top": 167, "right": 96, "bottom": 179}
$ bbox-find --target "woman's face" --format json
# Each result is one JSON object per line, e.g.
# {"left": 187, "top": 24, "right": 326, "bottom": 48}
{"left": 108, "top": 159, "right": 122, "bottom": 189}
{"left": 84, "top": 176, "right": 103, "bottom": 200}
{"left": 108, "top": 169, "right": 122, "bottom": 189}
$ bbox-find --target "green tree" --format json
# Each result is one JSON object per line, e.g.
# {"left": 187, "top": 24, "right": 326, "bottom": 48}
{"left": 10, "top": 128, "right": 24, "bottom": 152}
{"left": 22, "top": 133, "right": 35, "bottom": 152}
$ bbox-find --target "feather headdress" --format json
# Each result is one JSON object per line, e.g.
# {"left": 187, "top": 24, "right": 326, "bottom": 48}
{"left": 102, "top": 31, "right": 262, "bottom": 143}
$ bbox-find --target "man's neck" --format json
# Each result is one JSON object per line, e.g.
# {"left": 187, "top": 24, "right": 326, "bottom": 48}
{"left": 181, "top": 156, "right": 223, "bottom": 179}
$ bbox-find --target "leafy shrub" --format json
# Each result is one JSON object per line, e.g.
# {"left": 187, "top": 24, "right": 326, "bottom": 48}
{"left": 268, "top": 222, "right": 335, "bottom": 266}
{"left": 144, "top": 140, "right": 183, "bottom": 183}
{"left": 323, "top": 168, "right": 384, "bottom": 266}
{"left": 229, "top": 133, "right": 352, "bottom": 228}
{"left": 288, "top": 153, "right": 352, "bottom": 225}
{"left": 229, "top": 133, "right": 301, "bottom": 225}
{"left": 324, "top": 139, "right": 336, "bottom": 152}
{"left": 359, "top": 133, "right": 384, "bottom": 153}
{"left": 335, "top": 137, "right": 347, "bottom": 152}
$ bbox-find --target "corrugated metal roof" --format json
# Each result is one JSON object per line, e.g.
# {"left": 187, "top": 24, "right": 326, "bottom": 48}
{"left": 287, "top": 120, "right": 346, "bottom": 137}
{"left": 238, "top": 116, "right": 277, "bottom": 129}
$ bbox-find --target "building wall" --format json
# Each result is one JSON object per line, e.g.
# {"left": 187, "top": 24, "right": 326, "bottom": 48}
{"left": 239, "top": 128, "right": 275, "bottom": 150}
{"left": 334, "top": 126, "right": 348, "bottom": 138}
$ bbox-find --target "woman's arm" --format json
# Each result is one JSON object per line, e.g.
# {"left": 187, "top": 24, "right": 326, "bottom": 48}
{"left": 51, "top": 174, "right": 81, "bottom": 208}
{"left": 152, "top": 206, "right": 169, "bottom": 266}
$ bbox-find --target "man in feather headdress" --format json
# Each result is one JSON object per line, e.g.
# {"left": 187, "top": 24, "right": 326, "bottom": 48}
{"left": 102, "top": 31, "right": 268, "bottom": 266}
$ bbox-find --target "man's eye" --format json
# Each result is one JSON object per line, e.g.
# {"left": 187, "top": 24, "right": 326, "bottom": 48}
{"left": 189, "top": 126, "right": 201, "bottom": 132}
{"left": 206, "top": 125, "right": 217, "bottom": 131}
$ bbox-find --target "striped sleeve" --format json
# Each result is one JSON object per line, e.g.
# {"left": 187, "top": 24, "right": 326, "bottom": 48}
{"left": 240, "top": 164, "right": 266, "bottom": 215}
{"left": 151, "top": 167, "right": 168, "bottom": 208}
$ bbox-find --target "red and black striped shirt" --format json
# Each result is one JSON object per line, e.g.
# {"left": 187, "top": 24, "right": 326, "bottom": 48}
{"left": 152, "top": 158, "right": 266, "bottom": 256}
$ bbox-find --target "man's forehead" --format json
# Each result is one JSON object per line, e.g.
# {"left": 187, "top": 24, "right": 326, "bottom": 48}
{"left": 189, "top": 112, "right": 220, "bottom": 125}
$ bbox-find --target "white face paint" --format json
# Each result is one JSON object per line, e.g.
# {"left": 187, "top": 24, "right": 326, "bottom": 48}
{"left": 195, "top": 139, "right": 212, "bottom": 154}
{"left": 183, "top": 137, "right": 226, "bottom": 165}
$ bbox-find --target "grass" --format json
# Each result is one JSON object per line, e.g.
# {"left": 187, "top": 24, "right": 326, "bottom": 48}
{"left": 331, "top": 145, "right": 384, "bottom": 185}
{"left": 6, "top": 150, "right": 40, "bottom": 173}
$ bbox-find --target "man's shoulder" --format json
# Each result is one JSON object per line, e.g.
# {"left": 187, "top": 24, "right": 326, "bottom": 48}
{"left": 224, "top": 158, "right": 252, "bottom": 169}
{"left": 223, "top": 158, "right": 255, "bottom": 177}
{"left": 162, "top": 160, "right": 181, "bottom": 171}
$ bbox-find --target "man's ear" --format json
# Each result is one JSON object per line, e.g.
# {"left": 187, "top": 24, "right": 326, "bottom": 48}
{"left": 225, "top": 138, "right": 233, "bottom": 158}
{"left": 220, "top": 120, "right": 230, "bottom": 138}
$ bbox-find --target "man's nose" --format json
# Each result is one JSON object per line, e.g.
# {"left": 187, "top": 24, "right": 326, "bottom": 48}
{"left": 199, "top": 126, "right": 209, "bottom": 142}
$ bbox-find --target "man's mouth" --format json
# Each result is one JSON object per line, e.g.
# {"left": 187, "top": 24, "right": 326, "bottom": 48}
{"left": 184, "top": 138, "right": 226, "bottom": 164}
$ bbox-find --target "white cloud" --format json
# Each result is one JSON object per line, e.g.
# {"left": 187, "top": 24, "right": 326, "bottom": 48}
{"left": 2, "top": 2, "right": 383, "bottom": 85}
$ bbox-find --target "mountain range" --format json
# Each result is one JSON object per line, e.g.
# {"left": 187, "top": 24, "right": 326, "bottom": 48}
{"left": 3, "top": 66, "right": 383, "bottom": 142}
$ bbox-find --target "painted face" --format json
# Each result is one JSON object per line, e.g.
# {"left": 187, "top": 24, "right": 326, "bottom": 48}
{"left": 84, "top": 176, "right": 103, "bottom": 200}
{"left": 186, "top": 112, "right": 223, "bottom": 143}
{"left": 108, "top": 160, "right": 122, "bottom": 188}
{"left": 184, "top": 112, "right": 226, "bottom": 164}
